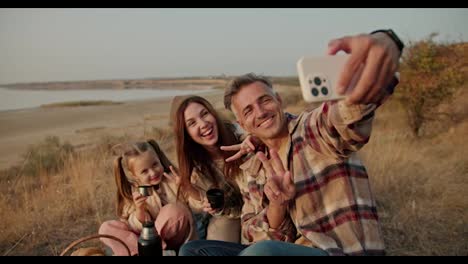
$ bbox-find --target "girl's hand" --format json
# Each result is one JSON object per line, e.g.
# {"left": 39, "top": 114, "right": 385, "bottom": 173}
{"left": 133, "top": 191, "right": 152, "bottom": 223}
{"left": 165, "top": 166, "right": 203, "bottom": 201}
{"left": 163, "top": 166, "right": 182, "bottom": 187}
{"left": 132, "top": 191, "right": 148, "bottom": 210}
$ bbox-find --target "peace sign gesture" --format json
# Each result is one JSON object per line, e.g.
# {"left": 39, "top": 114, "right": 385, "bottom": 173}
{"left": 163, "top": 165, "right": 182, "bottom": 187}
{"left": 221, "top": 135, "right": 261, "bottom": 162}
{"left": 256, "top": 149, "right": 295, "bottom": 206}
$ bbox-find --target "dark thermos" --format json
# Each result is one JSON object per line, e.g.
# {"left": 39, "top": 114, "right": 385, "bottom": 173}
{"left": 138, "top": 221, "right": 162, "bottom": 256}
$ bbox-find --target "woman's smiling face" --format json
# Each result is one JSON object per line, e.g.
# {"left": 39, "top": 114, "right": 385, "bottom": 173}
{"left": 184, "top": 102, "right": 219, "bottom": 147}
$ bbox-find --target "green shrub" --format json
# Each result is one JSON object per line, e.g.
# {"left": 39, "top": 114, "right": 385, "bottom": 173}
{"left": 396, "top": 34, "right": 466, "bottom": 136}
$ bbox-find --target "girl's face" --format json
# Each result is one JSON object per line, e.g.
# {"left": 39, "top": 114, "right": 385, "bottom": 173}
{"left": 184, "top": 102, "right": 219, "bottom": 147}
{"left": 128, "top": 150, "right": 164, "bottom": 186}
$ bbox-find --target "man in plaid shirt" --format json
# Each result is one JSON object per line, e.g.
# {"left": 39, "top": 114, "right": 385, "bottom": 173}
{"left": 179, "top": 30, "right": 402, "bottom": 256}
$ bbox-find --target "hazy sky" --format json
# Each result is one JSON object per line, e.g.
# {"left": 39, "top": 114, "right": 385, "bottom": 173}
{"left": 1, "top": 8, "right": 467, "bottom": 84}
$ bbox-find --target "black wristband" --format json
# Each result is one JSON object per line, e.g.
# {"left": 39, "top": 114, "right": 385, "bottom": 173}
{"left": 371, "top": 29, "right": 404, "bottom": 54}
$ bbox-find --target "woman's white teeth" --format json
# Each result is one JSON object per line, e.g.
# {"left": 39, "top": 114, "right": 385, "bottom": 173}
{"left": 201, "top": 128, "right": 213, "bottom": 137}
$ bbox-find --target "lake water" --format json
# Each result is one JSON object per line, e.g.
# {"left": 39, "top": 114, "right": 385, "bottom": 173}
{"left": 0, "top": 87, "right": 211, "bottom": 112}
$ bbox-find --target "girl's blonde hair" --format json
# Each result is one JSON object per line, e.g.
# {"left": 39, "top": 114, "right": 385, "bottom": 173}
{"left": 112, "top": 139, "right": 175, "bottom": 217}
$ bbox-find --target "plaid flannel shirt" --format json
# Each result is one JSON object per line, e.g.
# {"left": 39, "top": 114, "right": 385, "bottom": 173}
{"left": 238, "top": 100, "right": 387, "bottom": 255}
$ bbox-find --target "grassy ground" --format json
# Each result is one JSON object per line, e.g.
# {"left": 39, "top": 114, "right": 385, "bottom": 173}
{"left": 0, "top": 83, "right": 466, "bottom": 256}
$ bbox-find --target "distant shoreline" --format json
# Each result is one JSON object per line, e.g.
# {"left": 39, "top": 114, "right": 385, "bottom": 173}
{"left": 1, "top": 85, "right": 217, "bottom": 91}
{"left": 0, "top": 77, "right": 228, "bottom": 91}
{"left": 0, "top": 89, "right": 224, "bottom": 170}
{"left": 0, "top": 76, "right": 299, "bottom": 90}
{"left": 0, "top": 87, "right": 217, "bottom": 113}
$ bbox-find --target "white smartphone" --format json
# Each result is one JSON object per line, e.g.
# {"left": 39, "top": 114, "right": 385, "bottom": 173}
{"left": 297, "top": 55, "right": 360, "bottom": 103}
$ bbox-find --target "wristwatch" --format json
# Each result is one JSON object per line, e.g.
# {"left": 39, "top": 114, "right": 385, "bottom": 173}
{"left": 371, "top": 29, "right": 405, "bottom": 54}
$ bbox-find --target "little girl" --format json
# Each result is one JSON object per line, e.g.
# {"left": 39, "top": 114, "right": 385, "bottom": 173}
{"left": 99, "top": 140, "right": 197, "bottom": 256}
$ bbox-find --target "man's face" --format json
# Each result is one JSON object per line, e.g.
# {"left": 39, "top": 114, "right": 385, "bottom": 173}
{"left": 232, "top": 81, "right": 286, "bottom": 140}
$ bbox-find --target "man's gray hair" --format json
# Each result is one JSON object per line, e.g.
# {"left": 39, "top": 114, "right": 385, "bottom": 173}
{"left": 224, "top": 73, "right": 273, "bottom": 111}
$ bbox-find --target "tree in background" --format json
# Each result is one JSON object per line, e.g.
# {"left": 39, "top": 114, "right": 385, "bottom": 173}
{"left": 396, "top": 33, "right": 467, "bottom": 136}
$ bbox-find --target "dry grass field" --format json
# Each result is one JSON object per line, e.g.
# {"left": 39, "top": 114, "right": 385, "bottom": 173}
{"left": 1, "top": 39, "right": 467, "bottom": 256}
{"left": 1, "top": 82, "right": 466, "bottom": 255}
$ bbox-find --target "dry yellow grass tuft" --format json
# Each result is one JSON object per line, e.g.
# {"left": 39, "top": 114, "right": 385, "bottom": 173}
{"left": 360, "top": 98, "right": 468, "bottom": 255}
{"left": 0, "top": 147, "right": 115, "bottom": 255}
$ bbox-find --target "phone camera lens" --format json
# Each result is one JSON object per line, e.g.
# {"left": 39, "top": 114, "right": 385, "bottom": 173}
{"left": 321, "top": 87, "right": 328, "bottom": 95}
{"left": 311, "top": 87, "right": 319, "bottom": 96}
{"left": 314, "top": 77, "right": 321, "bottom": 86}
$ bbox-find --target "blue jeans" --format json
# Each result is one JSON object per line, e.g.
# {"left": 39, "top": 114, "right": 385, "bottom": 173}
{"left": 192, "top": 212, "right": 211, "bottom": 239}
{"left": 179, "top": 240, "right": 329, "bottom": 256}
{"left": 179, "top": 240, "right": 248, "bottom": 256}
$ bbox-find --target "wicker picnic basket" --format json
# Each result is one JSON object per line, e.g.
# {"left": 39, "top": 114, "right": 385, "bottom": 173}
{"left": 60, "top": 234, "right": 131, "bottom": 256}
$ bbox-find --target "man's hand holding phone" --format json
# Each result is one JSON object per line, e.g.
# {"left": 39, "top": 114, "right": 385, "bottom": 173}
{"left": 297, "top": 32, "right": 400, "bottom": 105}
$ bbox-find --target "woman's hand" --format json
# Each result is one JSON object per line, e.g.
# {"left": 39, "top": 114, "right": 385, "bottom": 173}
{"left": 202, "top": 197, "right": 222, "bottom": 216}
{"left": 221, "top": 135, "right": 261, "bottom": 162}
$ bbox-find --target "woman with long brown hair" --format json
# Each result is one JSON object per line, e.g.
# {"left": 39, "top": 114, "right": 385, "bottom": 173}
{"left": 170, "top": 95, "right": 249, "bottom": 243}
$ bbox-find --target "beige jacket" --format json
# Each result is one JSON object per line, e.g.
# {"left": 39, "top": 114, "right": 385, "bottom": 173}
{"left": 186, "top": 159, "right": 243, "bottom": 219}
